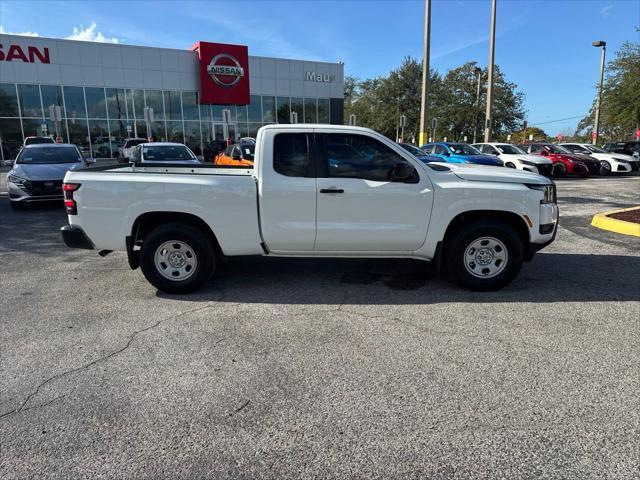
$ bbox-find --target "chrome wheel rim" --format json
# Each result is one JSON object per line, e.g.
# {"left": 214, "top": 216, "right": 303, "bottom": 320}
{"left": 154, "top": 240, "right": 197, "bottom": 281}
{"left": 464, "top": 236, "right": 509, "bottom": 279}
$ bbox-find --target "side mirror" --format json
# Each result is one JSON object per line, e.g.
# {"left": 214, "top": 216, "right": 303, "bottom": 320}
{"left": 197, "top": 155, "right": 204, "bottom": 162}
{"left": 442, "top": 151, "right": 451, "bottom": 156}
{"left": 392, "top": 161, "right": 415, "bottom": 180}
{"left": 539, "top": 150, "right": 549, "bottom": 156}
{"left": 3, "top": 159, "right": 15, "bottom": 166}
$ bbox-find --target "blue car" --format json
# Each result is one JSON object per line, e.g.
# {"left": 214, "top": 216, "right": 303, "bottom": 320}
{"left": 420, "top": 142, "right": 504, "bottom": 166}
{"left": 398, "top": 143, "right": 440, "bottom": 163}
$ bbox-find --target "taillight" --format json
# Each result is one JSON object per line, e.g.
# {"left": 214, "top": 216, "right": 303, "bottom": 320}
{"left": 63, "top": 183, "right": 81, "bottom": 215}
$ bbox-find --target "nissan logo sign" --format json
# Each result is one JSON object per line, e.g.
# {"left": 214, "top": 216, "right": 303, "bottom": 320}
{"left": 206, "top": 53, "right": 245, "bottom": 88}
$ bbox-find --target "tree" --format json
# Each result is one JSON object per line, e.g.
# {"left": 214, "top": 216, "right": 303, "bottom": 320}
{"left": 344, "top": 59, "right": 524, "bottom": 144}
{"left": 503, "top": 126, "right": 550, "bottom": 143}
{"left": 437, "top": 62, "right": 524, "bottom": 141}
{"left": 577, "top": 41, "right": 640, "bottom": 141}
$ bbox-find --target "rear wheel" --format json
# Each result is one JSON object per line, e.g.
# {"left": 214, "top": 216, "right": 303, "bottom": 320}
{"left": 140, "top": 223, "right": 215, "bottom": 294}
{"left": 445, "top": 219, "right": 524, "bottom": 291}
{"left": 505, "top": 162, "right": 516, "bottom": 169}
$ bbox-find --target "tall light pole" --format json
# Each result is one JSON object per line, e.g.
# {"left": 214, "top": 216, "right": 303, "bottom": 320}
{"left": 483, "top": 0, "right": 497, "bottom": 142}
{"left": 592, "top": 40, "right": 606, "bottom": 145}
{"left": 419, "top": 0, "right": 432, "bottom": 146}
{"left": 472, "top": 66, "right": 482, "bottom": 143}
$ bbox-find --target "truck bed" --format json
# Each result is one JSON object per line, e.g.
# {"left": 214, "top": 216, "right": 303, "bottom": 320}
{"left": 64, "top": 162, "right": 262, "bottom": 254}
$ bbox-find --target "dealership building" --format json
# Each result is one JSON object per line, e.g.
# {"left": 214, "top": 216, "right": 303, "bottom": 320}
{"left": 0, "top": 33, "right": 345, "bottom": 160}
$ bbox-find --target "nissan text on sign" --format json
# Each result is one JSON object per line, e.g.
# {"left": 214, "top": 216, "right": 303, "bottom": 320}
{"left": 191, "top": 41, "right": 250, "bottom": 105}
{"left": 0, "top": 43, "right": 50, "bottom": 63}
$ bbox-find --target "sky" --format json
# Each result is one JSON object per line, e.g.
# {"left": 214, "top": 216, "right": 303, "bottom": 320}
{"left": 1, "top": 0, "right": 638, "bottom": 135}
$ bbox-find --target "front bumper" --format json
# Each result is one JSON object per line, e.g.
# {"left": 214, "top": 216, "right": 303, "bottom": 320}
{"left": 528, "top": 222, "right": 558, "bottom": 260}
{"left": 8, "top": 181, "right": 63, "bottom": 203}
{"left": 61, "top": 225, "right": 94, "bottom": 250}
{"left": 615, "top": 162, "right": 632, "bottom": 173}
{"left": 526, "top": 203, "right": 558, "bottom": 261}
{"left": 566, "top": 162, "right": 588, "bottom": 175}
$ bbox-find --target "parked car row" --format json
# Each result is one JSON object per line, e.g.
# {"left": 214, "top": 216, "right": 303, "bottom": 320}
{"left": 5, "top": 131, "right": 638, "bottom": 211}
{"left": 393, "top": 140, "right": 639, "bottom": 178}
{"left": 5, "top": 141, "right": 201, "bottom": 209}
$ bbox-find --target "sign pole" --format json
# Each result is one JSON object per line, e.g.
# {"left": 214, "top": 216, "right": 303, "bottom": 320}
{"left": 418, "top": 0, "right": 432, "bottom": 146}
{"left": 483, "top": 0, "right": 497, "bottom": 142}
{"left": 593, "top": 43, "right": 606, "bottom": 145}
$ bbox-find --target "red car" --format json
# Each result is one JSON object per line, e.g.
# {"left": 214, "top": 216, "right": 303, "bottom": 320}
{"left": 520, "top": 143, "right": 601, "bottom": 177}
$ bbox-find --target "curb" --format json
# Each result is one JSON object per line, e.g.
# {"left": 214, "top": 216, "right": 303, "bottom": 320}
{"left": 591, "top": 206, "right": 640, "bottom": 237}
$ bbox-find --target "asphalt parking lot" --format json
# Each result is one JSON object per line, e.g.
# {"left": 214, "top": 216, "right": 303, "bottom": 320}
{"left": 1, "top": 171, "right": 638, "bottom": 479}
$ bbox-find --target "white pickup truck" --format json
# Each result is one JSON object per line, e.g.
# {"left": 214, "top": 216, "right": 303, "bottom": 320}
{"left": 61, "top": 125, "right": 558, "bottom": 293}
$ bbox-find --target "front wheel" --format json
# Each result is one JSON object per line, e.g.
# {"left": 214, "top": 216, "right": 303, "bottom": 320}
{"left": 598, "top": 160, "right": 611, "bottom": 176}
{"left": 505, "top": 162, "right": 516, "bottom": 169}
{"left": 445, "top": 219, "right": 524, "bottom": 291}
{"left": 140, "top": 223, "right": 216, "bottom": 294}
{"left": 552, "top": 162, "right": 566, "bottom": 177}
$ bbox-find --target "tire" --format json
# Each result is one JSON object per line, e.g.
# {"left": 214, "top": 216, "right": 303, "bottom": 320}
{"left": 445, "top": 219, "right": 524, "bottom": 291}
{"left": 598, "top": 161, "right": 611, "bottom": 176}
{"left": 505, "top": 162, "right": 516, "bottom": 169}
{"left": 552, "top": 162, "right": 566, "bottom": 177}
{"left": 139, "top": 223, "right": 216, "bottom": 294}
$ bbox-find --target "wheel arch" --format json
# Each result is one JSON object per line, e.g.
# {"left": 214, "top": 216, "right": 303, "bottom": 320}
{"left": 438, "top": 210, "right": 532, "bottom": 270}
{"left": 128, "top": 212, "right": 224, "bottom": 268}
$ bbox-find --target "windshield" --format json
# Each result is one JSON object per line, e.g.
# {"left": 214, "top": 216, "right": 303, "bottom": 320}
{"left": 125, "top": 139, "right": 146, "bottom": 148}
{"left": 142, "top": 145, "right": 196, "bottom": 161}
{"left": 400, "top": 144, "right": 425, "bottom": 156}
{"left": 585, "top": 145, "right": 606, "bottom": 153}
{"left": 240, "top": 144, "right": 255, "bottom": 160}
{"left": 17, "top": 146, "right": 81, "bottom": 164}
{"left": 545, "top": 144, "right": 571, "bottom": 154}
{"left": 448, "top": 143, "right": 481, "bottom": 155}
{"left": 24, "top": 137, "right": 55, "bottom": 145}
{"left": 496, "top": 144, "right": 526, "bottom": 155}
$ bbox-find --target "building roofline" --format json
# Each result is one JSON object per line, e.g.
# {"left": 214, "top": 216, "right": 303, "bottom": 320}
{"left": 0, "top": 32, "right": 344, "bottom": 66}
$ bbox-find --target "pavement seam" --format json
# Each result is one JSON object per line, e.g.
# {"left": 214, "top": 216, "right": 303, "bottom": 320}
{"left": 0, "top": 303, "right": 216, "bottom": 421}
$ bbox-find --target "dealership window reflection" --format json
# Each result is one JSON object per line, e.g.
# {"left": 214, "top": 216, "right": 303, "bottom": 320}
{"left": 17, "top": 84, "right": 42, "bottom": 118}
{"left": 0, "top": 81, "right": 335, "bottom": 160}
{"left": 0, "top": 83, "right": 20, "bottom": 117}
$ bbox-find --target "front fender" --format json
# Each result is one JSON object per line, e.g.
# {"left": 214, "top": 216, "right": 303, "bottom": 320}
{"left": 416, "top": 180, "right": 539, "bottom": 259}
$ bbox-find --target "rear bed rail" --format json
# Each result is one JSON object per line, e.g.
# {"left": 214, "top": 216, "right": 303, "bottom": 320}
{"left": 75, "top": 162, "right": 253, "bottom": 176}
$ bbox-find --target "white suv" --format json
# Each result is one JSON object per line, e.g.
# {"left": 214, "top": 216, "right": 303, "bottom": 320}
{"left": 473, "top": 142, "right": 553, "bottom": 176}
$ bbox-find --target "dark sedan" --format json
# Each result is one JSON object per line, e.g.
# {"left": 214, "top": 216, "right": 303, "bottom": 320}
{"left": 6, "top": 144, "right": 94, "bottom": 209}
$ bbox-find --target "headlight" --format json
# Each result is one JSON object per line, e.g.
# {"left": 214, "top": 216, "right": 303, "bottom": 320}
{"left": 527, "top": 183, "right": 556, "bottom": 204}
{"left": 8, "top": 174, "right": 30, "bottom": 188}
{"left": 519, "top": 159, "right": 535, "bottom": 166}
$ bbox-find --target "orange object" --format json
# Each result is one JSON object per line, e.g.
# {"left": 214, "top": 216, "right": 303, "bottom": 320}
{"left": 214, "top": 143, "right": 255, "bottom": 166}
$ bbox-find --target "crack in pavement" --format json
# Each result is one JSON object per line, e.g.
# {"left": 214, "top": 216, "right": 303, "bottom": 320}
{"left": 0, "top": 303, "right": 217, "bottom": 421}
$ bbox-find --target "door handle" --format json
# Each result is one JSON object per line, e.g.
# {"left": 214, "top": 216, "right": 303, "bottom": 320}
{"left": 320, "top": 188, "right": 344, "bottom": 194}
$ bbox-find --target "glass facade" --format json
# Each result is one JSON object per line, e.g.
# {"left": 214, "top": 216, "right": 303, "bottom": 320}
{"left": 0, "top": 82, "right": 332, "bottom": 161}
